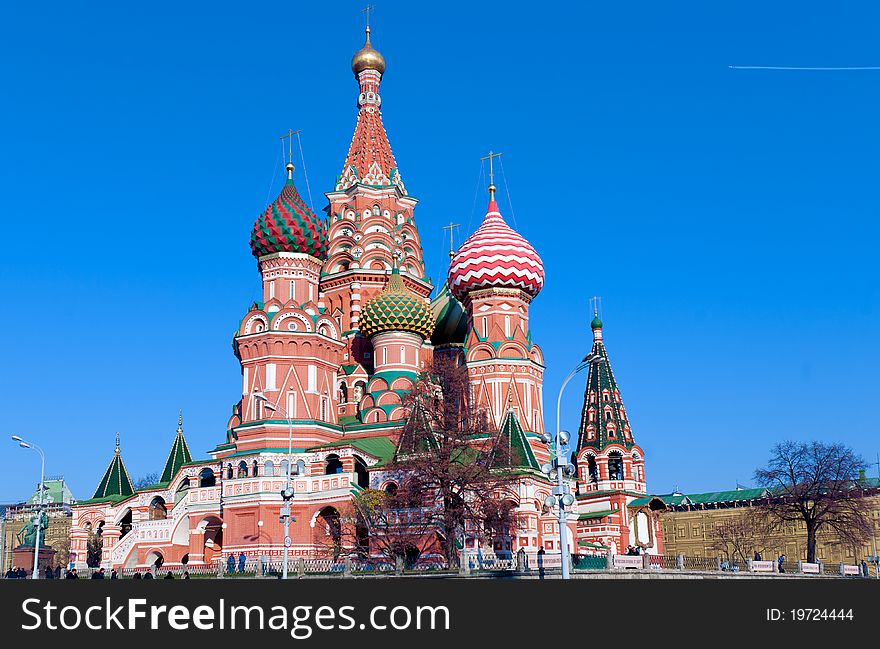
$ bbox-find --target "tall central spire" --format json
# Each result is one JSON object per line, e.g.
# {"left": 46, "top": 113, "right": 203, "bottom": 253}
{"left": 336, "top": 25, "right": 404, "bottom": 193}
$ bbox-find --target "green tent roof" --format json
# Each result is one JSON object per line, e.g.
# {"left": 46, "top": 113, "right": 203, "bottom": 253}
{"left": 575, "top": 318, "right": 638, "bottom": 454}
{"left": 93, "top": 435, "right": 135, "bottom": 500}
{"left": 488, "top": 409, "right": 539, "bottom": 471}
{"left": 160, "top": 413, "right": 193, "bottom": 484}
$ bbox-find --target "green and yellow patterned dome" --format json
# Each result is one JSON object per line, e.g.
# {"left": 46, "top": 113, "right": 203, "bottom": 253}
{"left": 360, "top": 266, "right": 433, "bottom": 339}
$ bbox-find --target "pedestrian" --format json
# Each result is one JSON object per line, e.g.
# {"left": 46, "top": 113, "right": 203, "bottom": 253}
{"left": 238, "top": 552, "right": 246, "bottom": 573}
{"left": 66, "top": 568, "right": 79, "bottom": 579}
{"left": 183, "top": 571, "right": 190, "bottom": 580}
{"left": 110, "top": 569, "right": 118, "bottom": 580}
{"left": 754, "top": 551, "right": 762, "bottom": 561}
{"left": 132, "top": 572, "right": 142, "bottom": 580}
{"left": 55, "top": 565, "right": 61, "bottom": 579}
{"left": 226, "top": 554, "right": 235, "bottom": 575}
{"left": 778, "top": 554, "right": 785, "bottom": 573}
{"left": 164, "top": 571, "right": 174, "bottom": 579}
{"left": 143, "top": 572, "right": 154, "bottom": 579}
{"left": 860, "top": 560, "right": 869, "bottom": 578}
{"left": 4, "top": 567, "right": 13, "bottom": 579}
{"left": 44, "top": 565, "right": 54, "bottom": 579}
{"left": 92, "top": 568, "right": 105, "bottom": 579}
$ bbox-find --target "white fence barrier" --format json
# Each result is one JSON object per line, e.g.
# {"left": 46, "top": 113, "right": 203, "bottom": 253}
{"left": 612, "top": 555, "right": 644, "bottom": 569}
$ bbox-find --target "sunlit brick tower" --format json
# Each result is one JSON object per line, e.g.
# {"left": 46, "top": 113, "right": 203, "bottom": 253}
{"left": 448, "top": 174, "right": 547, "bottom": 449}
{"left": 322, "top": 25, "right": 433, "bottom": 421}
{"left": 572, "top": 310, "right": 664, "bottom": 555}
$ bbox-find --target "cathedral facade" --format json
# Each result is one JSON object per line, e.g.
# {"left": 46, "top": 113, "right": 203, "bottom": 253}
{"left": 69, "top": 27, "right": 663, "bottom": 572}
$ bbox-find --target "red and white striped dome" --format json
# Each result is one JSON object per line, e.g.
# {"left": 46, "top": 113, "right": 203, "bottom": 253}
{"left": 448, "top": 198, "right": 544, "bottom": 301}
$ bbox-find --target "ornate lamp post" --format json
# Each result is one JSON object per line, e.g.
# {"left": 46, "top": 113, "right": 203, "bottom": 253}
{"left": 254, "top": 393, "right": 304, "bottom": 579}
{"left": 11, "top": 435, "right": 45, "bottom": 580}
{"left": 540, "top": 350, "right": 604, "bottom": 579}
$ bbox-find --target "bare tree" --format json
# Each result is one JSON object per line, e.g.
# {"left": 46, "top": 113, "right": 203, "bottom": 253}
{"left": 387, "top": 356, "right": 520, "bottom": 567}
{"left": 335, "top": 485, "right": 439, "bottom": 567}
{"left": 755, "top": 441, "right": 873, "bottom": 563}
{"left": 710, "top": 510, "right": 773, "bottom": 564}
{"left": 134, "top": 472, "right": 160, "bottom": 490}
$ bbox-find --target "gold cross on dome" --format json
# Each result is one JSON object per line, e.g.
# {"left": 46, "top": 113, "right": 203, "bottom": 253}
{"left": 362, "top": 4, "right": 376, "bottom": 28}
{"left": 280, "top": 129, "right": 301, "bottom": 165}
{"left": 442, "top": 222, "right": 460, "bottom": 258}
{"left": 480, "top": 150, "right": 503, "bottom": 186}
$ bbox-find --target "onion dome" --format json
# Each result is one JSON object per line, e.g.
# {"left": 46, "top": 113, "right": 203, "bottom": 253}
{"left": 448, "top": 190, "right": 544, "bottom": 301}
{"left": 430, "top": 282, "right": 468, "bottom": 346}
{"left": 351, "top": 26, "right": 386, "bottom": 76}
{"left": 360, "top": 265, "right": 433, "bottom": 339}
{"left": 591, "top": 315, "right": 603, "bottom": 330}
{"left": 250, "top": 163, "right": 328, "bottom": 260}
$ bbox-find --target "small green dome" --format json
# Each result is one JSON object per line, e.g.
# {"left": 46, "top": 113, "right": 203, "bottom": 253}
{"left": 360, "top": 267, "right": 433, "bottom": 339}
{"left": 591, "top": 315, "right": 603, "bottom": 330}
{"left": 430, "top": 283, "right": 468, "bottom": 346}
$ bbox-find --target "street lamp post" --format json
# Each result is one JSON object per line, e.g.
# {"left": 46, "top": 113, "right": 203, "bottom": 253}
{"left": 11, "top": 436, "right": 45, "bottom": 580}
{"left": 254, "top": 393, "right": 303, "bottom": 580}
{"left": 539, "top": 351, "right": 603, "bottom": 579}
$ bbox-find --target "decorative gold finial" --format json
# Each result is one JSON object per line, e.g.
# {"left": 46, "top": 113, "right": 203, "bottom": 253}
{"left": 352, "top": 6, "right": 386, "bottom": 75}
{"left": 281, "top": 129, "right": 299, "bottom": 180}
{"left": 177, "top": 410, "right": 183, "bottom": 433}
{"left": 480, "top": 150, "right": 503, "bottom": 200}
{"left": 443, "top": 222, "right": 460, "bottom": 259}
{"left": 115, "top": 432, "right": 120, "bottom": 452}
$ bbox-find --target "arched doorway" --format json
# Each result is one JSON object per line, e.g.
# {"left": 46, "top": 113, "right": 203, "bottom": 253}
{"left": 325, "top": 454, "right": 343, "bottom": 474}
{"left": 118, "top": 509, "right": 133, "bottom": 539}
{"left": 353, "top": 455, "right": 369, "bottom": 488}
{"left": 201, "top": 516, "right": 223, "bottom": 564}
{"left": 199, "top": 468, "right": 216, "bottom": 487}
{"left": 149, "top": 497, "right": 168, "bottom": 520}
{"left": 316, "top": 507, "right": 342, "bottom": 559}
{"left": 145, "top": 550, "right": 164, "bottom": 570}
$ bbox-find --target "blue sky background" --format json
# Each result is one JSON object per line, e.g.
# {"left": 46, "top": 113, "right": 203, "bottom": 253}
{"left": 1, "top": 0, "right": 878, "bottom": 502}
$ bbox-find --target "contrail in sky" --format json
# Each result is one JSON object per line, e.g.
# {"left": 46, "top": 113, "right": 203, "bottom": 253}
{"left": 729, "top": 65, "right": 880, "bottom": 70}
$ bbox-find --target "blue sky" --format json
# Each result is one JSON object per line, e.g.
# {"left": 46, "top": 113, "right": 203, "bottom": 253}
{"left": 1, "top": 0, "right": 878, "bottom": 502}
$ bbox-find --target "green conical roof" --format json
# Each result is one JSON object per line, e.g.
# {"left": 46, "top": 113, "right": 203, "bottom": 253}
{"left": 575, "top": 319, "right": 637, "bottom": 453}
{"left": 394, "top": 397, "right": 439, "bottom": 458}
{"left": 160, "top": 412, "right": 192, "bottom": 484}
{"left": 488, "top": 408, "right": 540, "bottom": 471}
{"left": 93, "top": 434, "right": 135, "bottom": 500}
{"left": 360, "top": 265, "right": 434, "bottom": 339}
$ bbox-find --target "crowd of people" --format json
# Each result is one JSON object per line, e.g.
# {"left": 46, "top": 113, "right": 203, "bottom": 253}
{"left": 3, "top": 564, "right": 191, "bottom": 579}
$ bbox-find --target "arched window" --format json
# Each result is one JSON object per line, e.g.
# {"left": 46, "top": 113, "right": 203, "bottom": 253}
{"left": 226, "top": 464, "right": 234, "bottom": 479}
{"left": 384, "top": 482, "right": 398, "bottom": 497}
{"left": 264, "top": 460, "right": 275, "bottom": 477}
{"left": 338, "top": 382, "right": 348, "bottom": 404}
{"left": 119, "top": 509, "right": 133, "bottom": 538}
{"left": 252, "top": 460, "right": 259, "bottom": 477}
{"left": 175, "top": 480, "right": 190, "bottom": 505}
{"left": 280, "top": 459, "right": 290, "bottom": 478}
{"left": 587, "top": 456, "right": 598, "bottom": 483}
{"left": 353, "top": 456, "right": 369, "bottom": 489}
{"left": 325, "top": 454, "right": 343, "bottom": 475}
{"left": 149, "top": 497, "right": 167, "bottom": 521}
{"left": 237, "top": 461, "right": 248, "bottom": 478}
{"left": 608, "top": 452, "right": 624, "bottom": 481}
{"left": 198, "top": 468, "right": 216, "bottom": 488}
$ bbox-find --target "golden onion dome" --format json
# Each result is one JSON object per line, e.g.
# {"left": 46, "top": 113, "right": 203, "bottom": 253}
{"left": 351, "top": 26, "right": 386, "bottom": 76}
